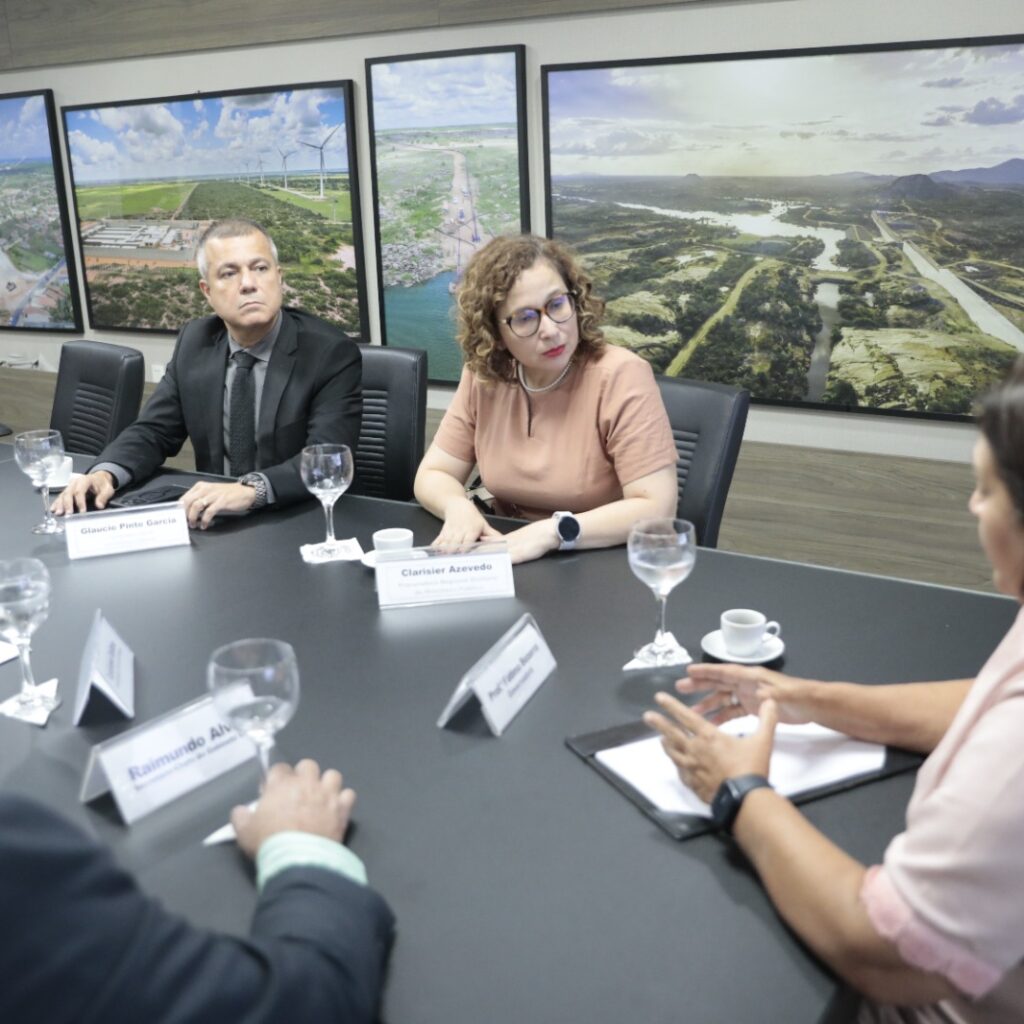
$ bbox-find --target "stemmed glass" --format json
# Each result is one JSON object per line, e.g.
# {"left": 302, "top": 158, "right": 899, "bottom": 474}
{"left": 14, "top": 429, "right": 65, "bottom": 534}
{"left": 207, "top": 638, "right": 299, "bottom": 777}
{"left": 300, "top": 443, "right": 354, "bottom": 553}
{"left": 0, "top": 558, "right": 61, "bottom": 721}
{"left": 627, "top": 518, "right": 697, "bottom": 667}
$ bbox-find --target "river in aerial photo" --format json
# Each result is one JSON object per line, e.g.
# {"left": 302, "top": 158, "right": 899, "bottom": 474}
{"left": 614, "top": 197, "right": 1024, "bottom": 396}
{"left": 384, "top": 271, "right": 464, "bottom": 383}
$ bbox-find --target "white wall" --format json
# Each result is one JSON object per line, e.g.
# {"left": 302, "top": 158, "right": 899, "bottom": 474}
{"left": 1, "top": 0, "right": 1019, "bottom": 461}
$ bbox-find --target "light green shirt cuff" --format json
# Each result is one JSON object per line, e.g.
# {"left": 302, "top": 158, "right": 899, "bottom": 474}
{"left": 256, "top": 831, "right": 368, "bottom": 890}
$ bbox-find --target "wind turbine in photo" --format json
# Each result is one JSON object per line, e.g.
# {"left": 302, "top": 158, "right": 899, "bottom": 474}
{"left": 300, "top": 125, "right": 339, "bottom": 200}
{"left": 277, "top": 145, "right": 297, "bottom": 190}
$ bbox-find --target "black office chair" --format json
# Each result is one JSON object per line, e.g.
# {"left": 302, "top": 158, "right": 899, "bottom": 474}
{"left": 49, "top": 340, "right": 145, "bottom": 456}
{"left": 350, "top": 345, "right": 427, "bottom": 501}
{"left": 656, "top": 375, "right": 750, "bottom": 548}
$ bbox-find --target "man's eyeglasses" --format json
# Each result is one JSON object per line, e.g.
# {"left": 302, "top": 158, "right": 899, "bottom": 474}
{"left": 502, "top": 293, "right": 576, "bottom": 338}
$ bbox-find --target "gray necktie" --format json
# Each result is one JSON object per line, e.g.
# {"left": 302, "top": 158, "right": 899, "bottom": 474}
{"left": 229, "top": 351, "right": 257, "bottom": 476}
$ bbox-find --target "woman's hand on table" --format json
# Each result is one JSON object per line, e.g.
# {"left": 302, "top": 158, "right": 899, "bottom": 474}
{"left": 502, "top": 520, "right": 562, "bottom": 564}
{"left": 643, "top": 694, "right": 778, "bottom": 802}
{"left": 680, "top": 663, "right": 818, "bottom": 727}
{"left": 432, "top": 496, "right": 502, "bottom": 550}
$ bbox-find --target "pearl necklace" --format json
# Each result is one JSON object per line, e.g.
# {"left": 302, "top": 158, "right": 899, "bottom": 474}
{"left": 517, "top": 358, "right": 574, "bottom": 394}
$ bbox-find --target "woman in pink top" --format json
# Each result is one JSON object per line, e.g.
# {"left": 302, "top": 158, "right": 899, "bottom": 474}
{"left": 414, "top": 235, "right": 678, "bottom": 564}
{"left": 645, "top": 360, "right": 1024, "bottom": 1022}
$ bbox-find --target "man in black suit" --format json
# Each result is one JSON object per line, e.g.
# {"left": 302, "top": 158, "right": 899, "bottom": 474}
{"left": 0, "top": 760, "right": 394, "bottom": 1023}
{"left": 54, "top": 219, "right": 361, "bottom": 529}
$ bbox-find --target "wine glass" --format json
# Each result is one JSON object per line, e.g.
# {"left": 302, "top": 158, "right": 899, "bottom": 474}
{"left": 14, "top": 429, "right": 65, "bottom": 534}
{"left": 300, "top": 443, "right": 354, "bottom": 553}
{"left": 207, "top": 638, "right": 299, "bottom": 777}
{"left": 0, "top": 558, "right": 60, "bottom": 721}
{"left": 627, "top": 518, "right": 697, "bottom": 667}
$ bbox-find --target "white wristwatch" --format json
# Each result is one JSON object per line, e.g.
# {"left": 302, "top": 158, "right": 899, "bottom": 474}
{"left": 552, "top": 511, "right": 581, "bottom": 551}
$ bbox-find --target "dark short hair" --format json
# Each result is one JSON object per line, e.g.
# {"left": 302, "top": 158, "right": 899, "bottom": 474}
{"left": 977, "top": 356, "right": 1024, "bottom": 522}
{"left": 196, "top": 219, "right": 278, "bottom": 279}
{"left": 455, "top": 234, "right": 605, "bottom": 383}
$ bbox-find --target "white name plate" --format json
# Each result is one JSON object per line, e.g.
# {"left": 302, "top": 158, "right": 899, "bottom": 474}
{"left": 79, "top": 694, "right": 254, "bottom": 824}
{"left": 437, "top": 614, "right": 555, "bottom": 736}
{"left": 376, "top": 541, "right": 514, "bottom": 609}
{"left": 65, "top": 504, "right": 190, "bottom": 560}
{"left": 73, "top": 610, "right": 134, "bottom": 724}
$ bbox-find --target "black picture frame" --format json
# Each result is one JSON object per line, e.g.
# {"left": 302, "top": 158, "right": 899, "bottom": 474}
{"left": 0, "top": 89, "right": 82, "bottom": 333}
{"left": 62, "top": 80, "right": 367, "bottom": 339}
{"left": 366, "top": 45, "right": 530, "bottom": 384}
{"left": 543, "top": 35, "right": 1024, "bottom": 421}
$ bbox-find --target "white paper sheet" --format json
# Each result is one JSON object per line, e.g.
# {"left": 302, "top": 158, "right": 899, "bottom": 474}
{"left": 595, "top": 717, "right": 887, "bottom": 817}
{"left": 0, "top": 640, "right": 17, "bottom": 665}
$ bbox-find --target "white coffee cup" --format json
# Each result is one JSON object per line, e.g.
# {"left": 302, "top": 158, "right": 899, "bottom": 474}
{"left": 720, "top": 609, "right": 781, "bottom": 657}
{"left": 372, "top": 528, "right": 414, "bottom": 552}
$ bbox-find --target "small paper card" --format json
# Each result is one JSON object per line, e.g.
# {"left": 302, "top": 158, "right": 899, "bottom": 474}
{"left": 79, "top": 694, "right": 255, "bottom": 824}
{"left": 437, "top": 613, "right": 555, "bottom": 736}
{"left": 0, "top": 640, "right": 16, "bottom": 665}
{"left": 65, "top": 504, "right": 189, "bottom": 560}
{"left": 300, "top": 538, "right": 363, "bottom": 564}
{"left": 73, "top": 610, "right": 135, "bottom": 724}
{"left": 0, "top": 678, "right": 60, "bottom": 726}
{"left": 377, "top": 541, "right": 514, "bottom": 609}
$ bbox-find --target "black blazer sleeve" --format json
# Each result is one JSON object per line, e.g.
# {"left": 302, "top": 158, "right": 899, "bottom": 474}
{"left": 90, "top": 323, "right": 197, "bottom": 483}
{"left": 0, "top": 795, "right": 394, "bottom": 1024}
{"left": 259, "top": 310, "right": 362, "bottom": 507}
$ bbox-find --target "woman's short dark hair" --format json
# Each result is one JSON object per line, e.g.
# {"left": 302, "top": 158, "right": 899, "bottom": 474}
{"left": 455, "top": 235, "right": 605, "bottom": 383}
{"left": 977, "top": 357, "right": 1024, "bottom": 521}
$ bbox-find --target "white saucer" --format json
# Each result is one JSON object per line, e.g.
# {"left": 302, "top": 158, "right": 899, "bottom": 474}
{"left": 700, "top": 629, "right": 785, "bottom": 664}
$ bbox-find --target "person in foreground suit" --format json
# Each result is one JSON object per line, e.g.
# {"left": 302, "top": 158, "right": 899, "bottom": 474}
{"left": 0, "top": 759, "right": 394, "bottom": 1024}
{"left": 53, "top": 218, "right": 361, "bottom": 529}
{"left": 646, "top": 360, "right": 1024, "bottom": 1022}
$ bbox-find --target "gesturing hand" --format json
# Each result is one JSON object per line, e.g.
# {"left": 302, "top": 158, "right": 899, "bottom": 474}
{"left": 678, "top": 663, "right": 816, "bottom": 727}
{"left": 643, "top": 693, "right": 779, "bottom": 803}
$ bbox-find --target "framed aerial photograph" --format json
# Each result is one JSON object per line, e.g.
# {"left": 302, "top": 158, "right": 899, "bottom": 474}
{"left": 543, "top": 36, "right": 1024, "bottom": 419}
{"left": 367, "top": 46, "right": 530, "bottom": 383}
{"left": 0, "top": 90, "right": 81, "bottom": 332}
{"left": 62, "top": 80, "right": 366, "bottom": 337}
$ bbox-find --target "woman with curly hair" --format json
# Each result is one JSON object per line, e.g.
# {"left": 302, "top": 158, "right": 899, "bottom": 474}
{"left": 414, "top": 235, "right": 678, "bottom": 564}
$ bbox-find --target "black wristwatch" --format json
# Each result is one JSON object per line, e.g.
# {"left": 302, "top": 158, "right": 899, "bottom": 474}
{"left": 552, "top": 511, "right": 581, "bottom": 551}
{"left": 710, "top": 774, "right": 773, "bottom": 834}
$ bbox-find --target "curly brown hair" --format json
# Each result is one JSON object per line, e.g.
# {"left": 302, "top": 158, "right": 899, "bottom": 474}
{"left": 455, "top": 235, "right": 606, "bottom": 383}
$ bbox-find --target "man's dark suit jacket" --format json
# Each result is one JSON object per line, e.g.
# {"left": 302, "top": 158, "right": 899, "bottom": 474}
{"left": 0, "top": 794, "right": 395, "bottom": 1023}
{"left": 95, "top": 307, "right": 362, "bottom": 506}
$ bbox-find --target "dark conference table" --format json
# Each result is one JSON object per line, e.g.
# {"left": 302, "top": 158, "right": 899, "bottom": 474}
{"left": 0, "top": 456, "right": 1016, "bottom": 1024}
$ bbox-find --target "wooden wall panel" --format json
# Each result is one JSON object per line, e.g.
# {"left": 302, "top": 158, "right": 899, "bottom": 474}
{"left": 1, "top": 0, "right": 437, "bottom": 70}
{"left": 437, "top": 0, "right": 688, "bottom": 26}
{"left": 0, "top": 0, "right": 695, "bottom": 71}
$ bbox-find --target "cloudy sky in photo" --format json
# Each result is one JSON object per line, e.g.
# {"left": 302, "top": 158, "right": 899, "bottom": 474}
{"left": 371, "top": 52, "right": 519, "bottom": 130}
{"left": 65, "top": 87, "right": 349, "bottom": 183}
{"left": 548, "top": 42, "right": 1024, "bottom": 177}
{"left": 0, "top": 94, "right": 55, "bottom": 162}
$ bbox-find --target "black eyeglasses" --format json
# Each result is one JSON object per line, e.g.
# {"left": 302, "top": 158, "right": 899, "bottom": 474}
{"left": 501, "top": 293, "right": 576, "bottom": 338}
